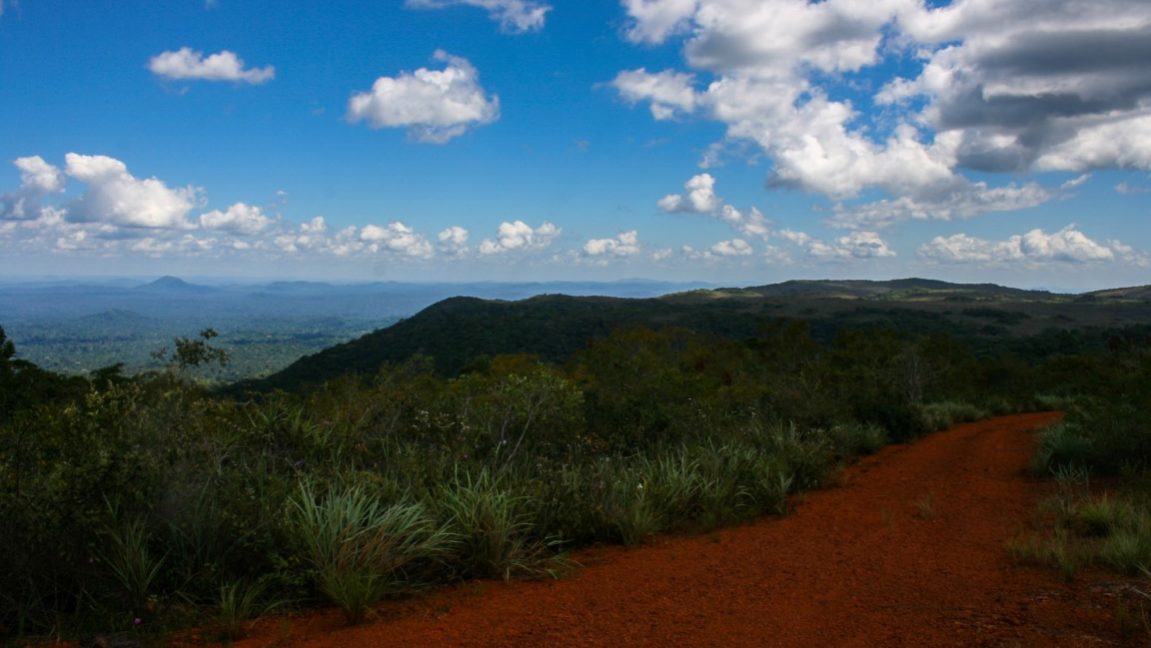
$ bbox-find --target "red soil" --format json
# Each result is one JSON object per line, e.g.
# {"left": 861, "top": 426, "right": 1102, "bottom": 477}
{"left": 230, "top": 412, "right": 1140, "bottom": 647}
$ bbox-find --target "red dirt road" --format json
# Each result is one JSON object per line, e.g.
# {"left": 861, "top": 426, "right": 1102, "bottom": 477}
{"left": 236, "top": 412, "right": 1135, "bottom": 647}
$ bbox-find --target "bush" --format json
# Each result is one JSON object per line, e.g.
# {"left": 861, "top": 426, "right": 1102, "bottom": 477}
{"left": 1032, "top": 423, "right": 1094, "bottom": 475}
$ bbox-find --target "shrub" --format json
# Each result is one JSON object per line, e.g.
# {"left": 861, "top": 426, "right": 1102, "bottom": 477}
{"left": 1032, "top": 423, "right": 1093, "bottom": 475}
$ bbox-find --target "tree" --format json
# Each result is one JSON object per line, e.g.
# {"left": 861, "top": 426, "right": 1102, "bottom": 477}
{"left": 152, "top": 328, "right": 230, "bottom": 372}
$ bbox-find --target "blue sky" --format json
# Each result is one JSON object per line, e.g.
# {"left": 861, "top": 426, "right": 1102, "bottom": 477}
{"left": 1, "top": 0, "right": 1149, "bottom": 290}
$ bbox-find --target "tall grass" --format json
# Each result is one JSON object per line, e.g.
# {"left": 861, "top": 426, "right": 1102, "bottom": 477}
{"left": 100, "top": 516, "right": 165, "bottom": 619}
{"left": 290, "top": 482, "right": 452, "bottom": 624}
{"left": 438, "top": 468, "right": 554, "bottom": 579}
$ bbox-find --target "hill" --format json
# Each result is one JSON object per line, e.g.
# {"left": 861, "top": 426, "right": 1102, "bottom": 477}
{"left": 666, "top": 277, "right": 1065, "bottom": 303}
{"left": 1082, "top": 284, "right": 1151, "bottom": 302}
{"left": 236, "top": 278, "right": 1151, "bottom": 393}
{"left": 136, "top": 275, "right": 216, "bottom": 294}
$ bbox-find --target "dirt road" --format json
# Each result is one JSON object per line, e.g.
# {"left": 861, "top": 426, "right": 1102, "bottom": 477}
{"left": 237, "top": 412, "right": 1133, "bottom": 647}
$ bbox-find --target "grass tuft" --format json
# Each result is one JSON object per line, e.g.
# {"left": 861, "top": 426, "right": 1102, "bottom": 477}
{"left": 290, "top": 482, "right": 452, "bottom": 624}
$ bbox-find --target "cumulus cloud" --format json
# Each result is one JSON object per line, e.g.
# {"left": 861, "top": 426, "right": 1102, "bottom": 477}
{"left": 149, "top": 47, "right": 275, "bottom": 84}
{"left": 658, "top": 173, "right": 720, "bottom": 213}
{"left": 612, "top": 68, "right": 698, "bottom": 120}
{"left": 615, "top": 0, "right": 1151, "bottom": 221}
{"left": 710, "top": 238, "right": 753, "bottom": 256}
{"left": 918, "top": 226, "right": 1146, "bottom": 266}
{"left": 621, "top": 0, "right": 697, "bottom": 45}
{"left": 584, "top": 230, "right": 641, "bottom": 257}
{"left": 405, "top": 0, "right": 550, "bottom": 33}
{"left": 0, "top": 154, "right": 470, "bottom": 267}
{"left": 658, "top": 173, "right": 771, "bottom": 239}
{"left": 360, "top": 221, "right": 434, "bottom": 258}
{"left": 1, "top": 156, "right": 66, "bottom": 219}
{"left": 65, "top": 153, "right": 200, "bottom": 229}
{"left": 778, "top": 228, "right": 896, "bottom": 261}
{"left": 347, "top": 51, "right": 499, "bottom": 143}
{"left": 718, "top": 205, "right": 769, "bottom": 240}
{"left": 478, "top": 220, "right": 560, "bottom": 254}
{"left": 198, "top": 202, "right": 273, "bottom": 235}
{"left": 829, "top": 180, "right": 1053, "bottom": 230}
{"left": 275, "top": 216, "right": 361, "bottom": 257}
{"left": 893, "top": 1, "right": 1151, "bottom": 174}
{"left": 438, "top": 225, "right": 470, "bottom": 256}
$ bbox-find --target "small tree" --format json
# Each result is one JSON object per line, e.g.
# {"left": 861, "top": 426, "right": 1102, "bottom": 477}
{"left": 153, "top": 328, "right": 230, "bottom": 372}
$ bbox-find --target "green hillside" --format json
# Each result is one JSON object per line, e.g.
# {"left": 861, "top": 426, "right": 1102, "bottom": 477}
{"left": 236, "top": 278, "right": 1151, "bottom": 393}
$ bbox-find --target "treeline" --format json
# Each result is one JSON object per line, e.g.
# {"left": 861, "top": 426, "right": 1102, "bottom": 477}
{"left": 0, "top": 320, "right": 1146, "bottom": 639}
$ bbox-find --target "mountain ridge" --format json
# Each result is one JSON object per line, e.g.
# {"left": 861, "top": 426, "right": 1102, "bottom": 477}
{"left": 235, "top": 278, "right": 1151, "bottom": 394}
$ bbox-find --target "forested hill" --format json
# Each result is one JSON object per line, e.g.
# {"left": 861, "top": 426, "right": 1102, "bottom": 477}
{"left": 235, "top": 278, "right": 1151, "bottom": 393}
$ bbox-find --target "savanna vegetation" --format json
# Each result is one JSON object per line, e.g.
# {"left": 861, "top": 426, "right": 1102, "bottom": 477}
{"left": 1007, "top": 329, "right": 1151, "bottom": 594}
{"left": 1, "top": 284, "right": 1149, "bottom": 642}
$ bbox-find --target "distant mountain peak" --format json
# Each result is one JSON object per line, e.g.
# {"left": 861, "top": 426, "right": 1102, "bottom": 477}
{"left": 137, "top": 276, "right": 212, "bottom": 292}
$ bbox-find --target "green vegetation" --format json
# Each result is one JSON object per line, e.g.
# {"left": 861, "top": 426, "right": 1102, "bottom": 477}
{"left": 0, "top": 280, "right": 1148, "bottom": 641}
{"left": 1009, "top": 331, "right": 1151, "bottom": 583}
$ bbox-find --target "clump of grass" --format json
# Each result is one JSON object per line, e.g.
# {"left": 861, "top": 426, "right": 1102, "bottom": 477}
{"left": 1033, "top": 424, "right": 1093, "bottom": 476}
{"left": 1100, "top": 526, "right": 1151, "bottom": 575}
{"left": 827, "top": 422, "right": 888, "bottom": 458}
{"left": 438, "top": 468, "right": 557, "bottom": 580}
{"left": 1050, "top": 528, "right": 1088, "bottom": 582}
{"left": 1074, "top": 495, "right": 1133, "bottom": 537}
{"left": 215, "top": 578, "right": 276, "bottom": 640}
{"left": 1011, "top": 479, "right": 1151, "bottom": 581}
{"left": 290, "top": 482, "right": 453, "bottom": 624}
{"left": 918, "top": 401, "right": 989, "bottom": 433}
{"left": 1005, "top": 531, "right": 1047, "bottom": 566}
{"left": 1112, "top": 597, "right": 1151, "bottom": 644}
{"left": 100, "top": 515, "right": 165, "bottom": 619}
{"left": 604, "top": 475, "right": 661, "bottom": 547}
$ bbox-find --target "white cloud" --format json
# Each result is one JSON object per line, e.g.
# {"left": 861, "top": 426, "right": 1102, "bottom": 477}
{"left": 888, "top": 1, "right": 1151, "bottom": 173}
{"left": 199, "top": 202, "right": 273, "bottom": 235}
{"left": 829, "top": 180, "right": 1053, "bottom": 230}
{"left": 1, "top": 156, "right": 66, "bottom": 219}
{"left": 360, "top": 221, "right": 434, "bottom": 258}
{"left": 615, "top": 0, "right": 1151, "bottom": 219}
{"left": 778, "top": 228, "right": 895, "bottom": 260}
{"left": 347, "top": 50, "right": 499, "bottom": 143}
{"left": 405, "top": 0, "right": 550, "bottom": 33}
{"left": 918, "top": 225, "right": 1146, "bottom": 266}
{"left": 1115, "top": 180, "right": 1151, "bottom": 195}
{"left": 658, "top": 173, "right": 771, "bottom": 239}
{"left": 612, "top": 68, "right": 698, "bottom": 120}
{"left": 710, "top": 238, "right": 752, "bottom": 256}
{"left": 621, "top": 0, "right": 697, "bottom": 44}
{"left": 658, "top": 172, "right": 720, "bottom": 213}
{"left": 276, "top": 217, "right": 350, "bottom": 255}
{"left": 584, "top": 230, "right": 641, "bottom": 257}
{"left": 478, "top": 220, "right": 560, "bottom": 254}
{"left": 149, "top": 48, "right": 275, "bottom": 84}
{"left": 718, "top": 204, "right": 769, "bottom": 239}
{"left": 1061, "top": 175, "right": 1091, "bottom": 191}
{"left": 438, "top": 225, "right": 470, "bottom": 256}
{"left": 65, "top": 153, "right": 200, "bottom": 229}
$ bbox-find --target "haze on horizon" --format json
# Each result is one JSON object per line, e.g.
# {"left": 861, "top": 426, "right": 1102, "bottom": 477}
{"left": 1, "top": 0, "right": 1149, "bottom": 291}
